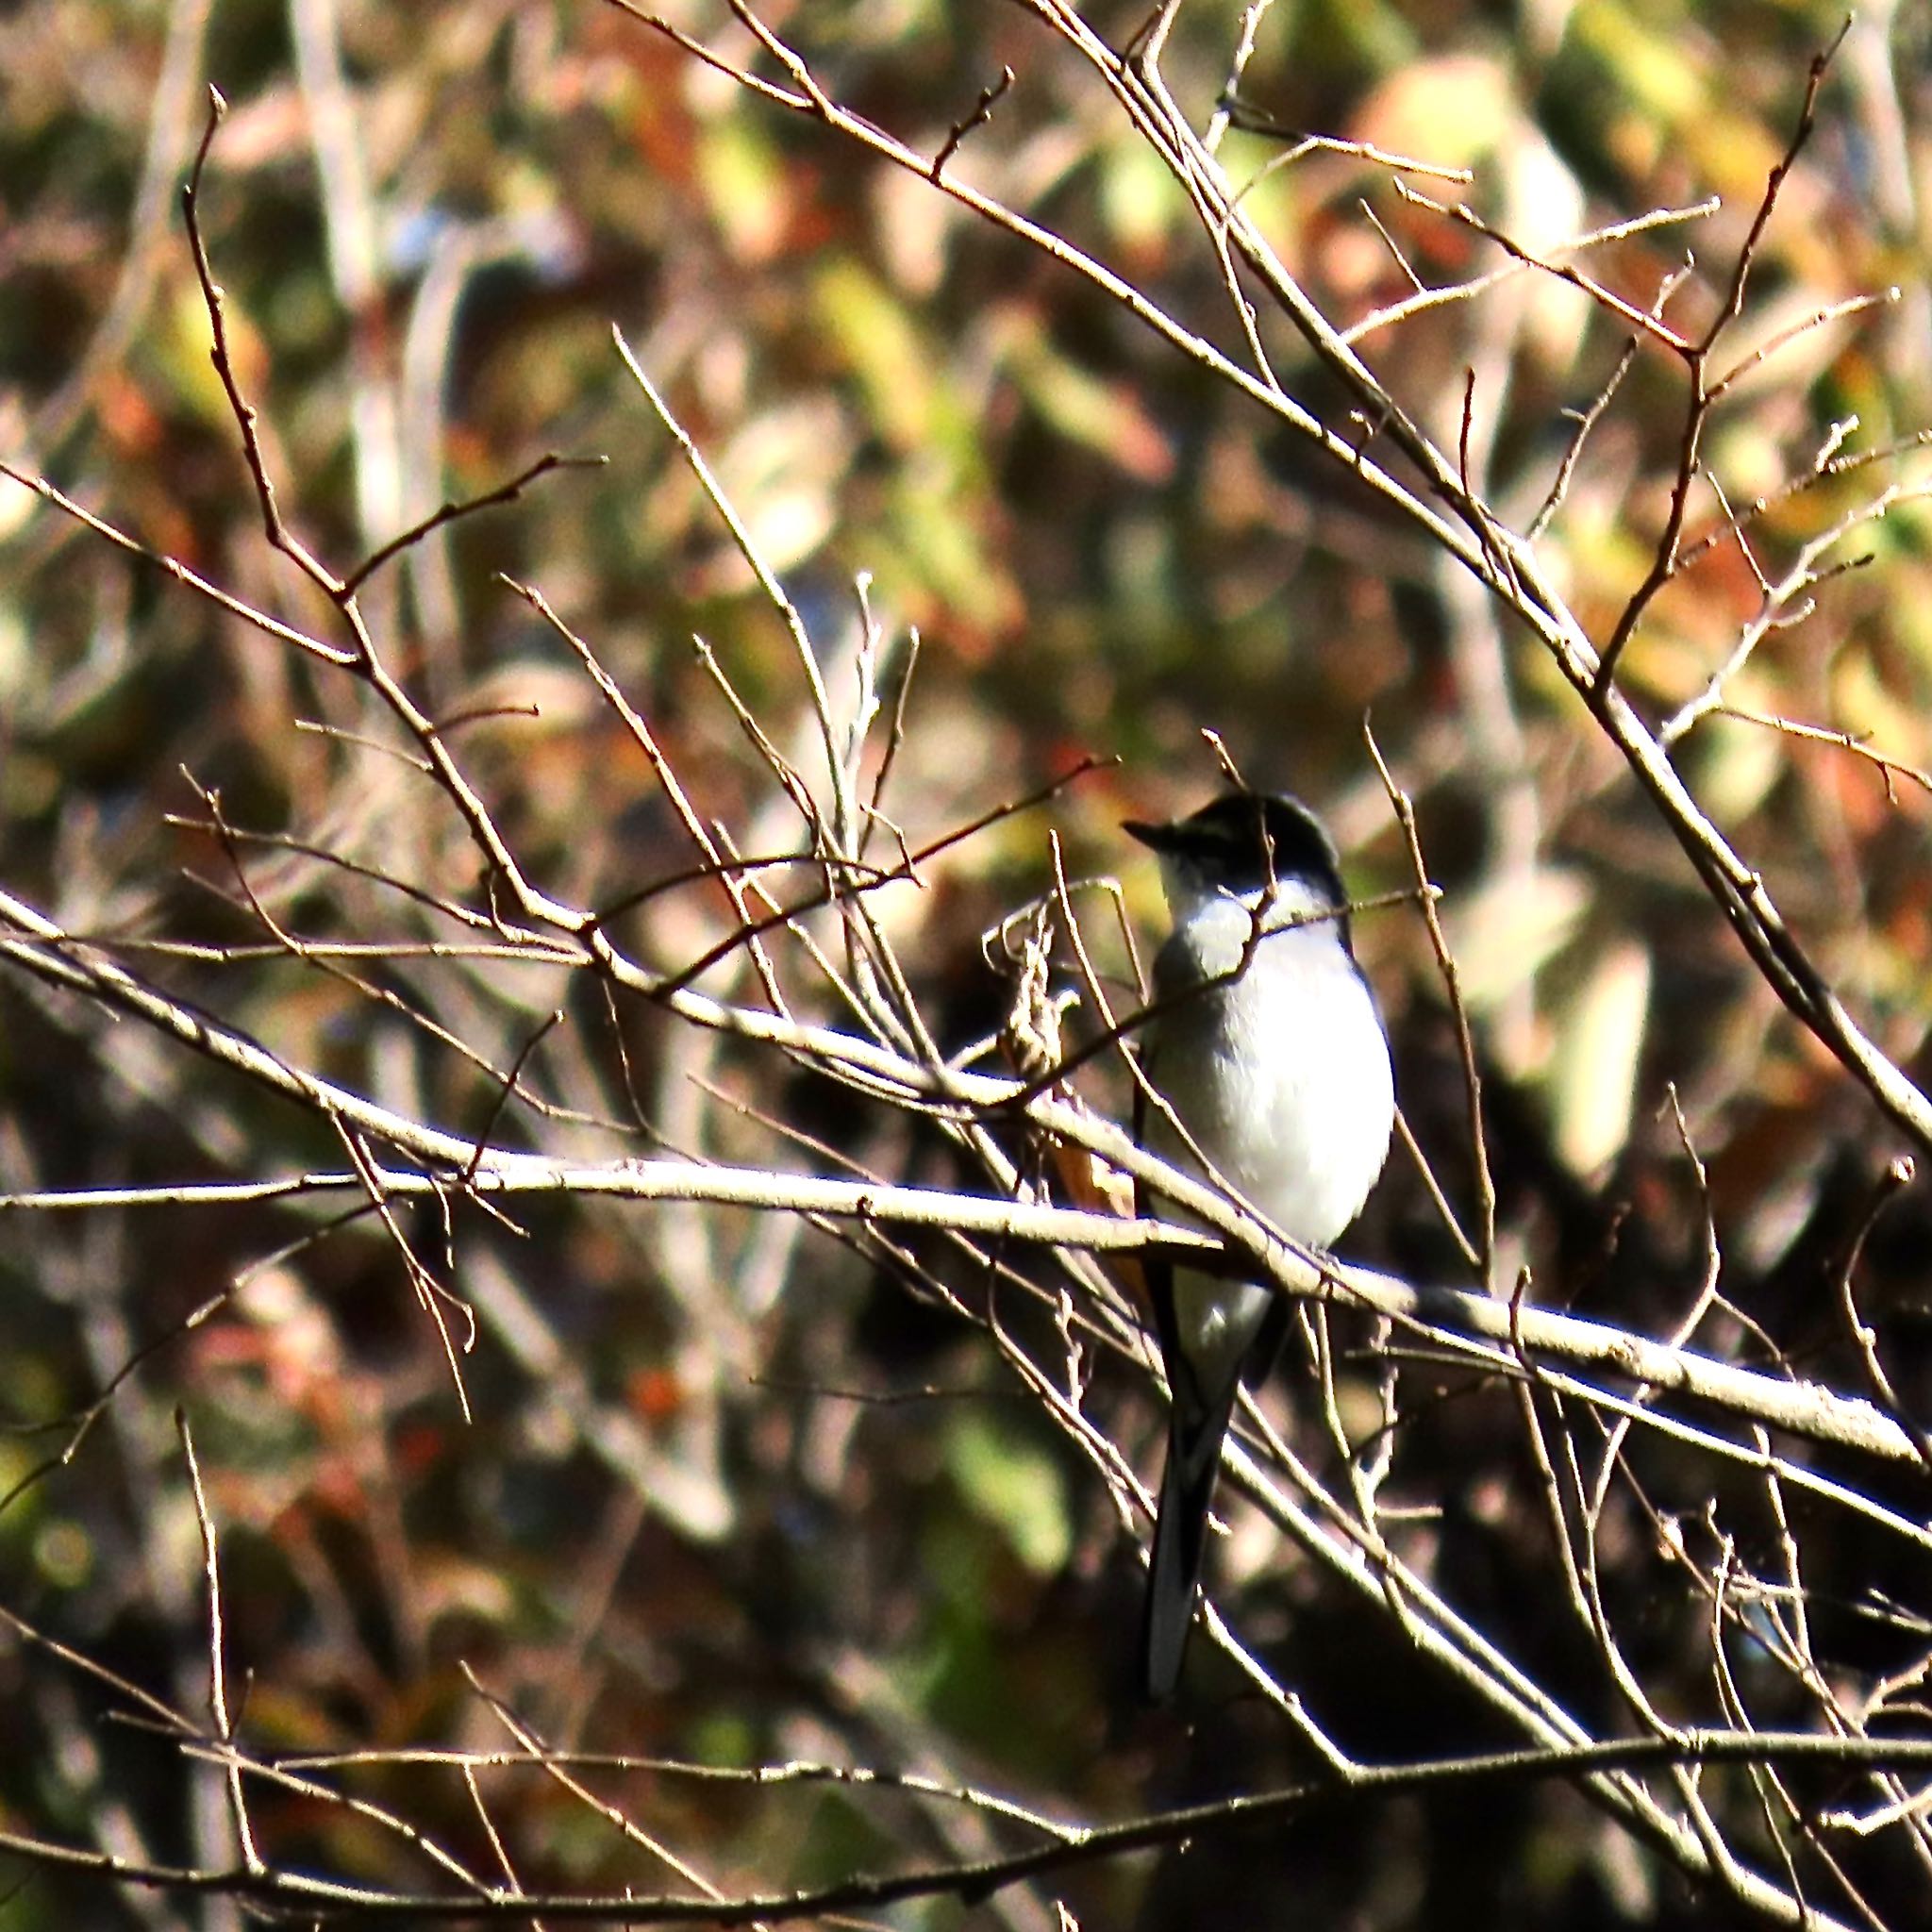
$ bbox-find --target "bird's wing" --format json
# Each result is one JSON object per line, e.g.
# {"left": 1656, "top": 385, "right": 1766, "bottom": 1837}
{"left": 1135, "top": 987, "right": 1270, "bottom": 1697}
{"left": 1134, "top": 957, "right": 1290, "bottom": 1697}
{"left": 1132, "top": 1002, "right": 1196, "bottom": 1699}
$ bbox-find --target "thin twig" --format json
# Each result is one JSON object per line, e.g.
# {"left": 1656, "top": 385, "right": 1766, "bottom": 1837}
{"left": 176, "top": 1408, "right": 260, "bottom": 1874}
{"left": 931, "top": 65, "right": 1013, "bottom": 179}
{"left": 1364, "top": 724, "right": 1495, "bottom": 1281}
{"left": 342, "top": 453, "right": 607, "bottom": 593}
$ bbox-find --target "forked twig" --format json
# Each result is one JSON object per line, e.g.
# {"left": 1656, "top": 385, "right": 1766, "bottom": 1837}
{"left": 1596, "top": 22, "right": 1855, "bottom": 691}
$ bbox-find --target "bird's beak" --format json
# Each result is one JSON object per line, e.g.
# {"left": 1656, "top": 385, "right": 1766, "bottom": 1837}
{"left": 1121, "top": 817, "right": 1175, "bottom": 852}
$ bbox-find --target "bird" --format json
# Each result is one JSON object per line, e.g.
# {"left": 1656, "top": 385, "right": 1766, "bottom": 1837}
{"left": 1124, "top": 787, "right": 1394, "bottom": 1699}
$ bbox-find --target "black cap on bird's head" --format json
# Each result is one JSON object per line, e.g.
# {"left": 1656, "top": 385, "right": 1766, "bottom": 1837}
{"left": 1124, "top": 789, "right": 1348, "bottom": 917}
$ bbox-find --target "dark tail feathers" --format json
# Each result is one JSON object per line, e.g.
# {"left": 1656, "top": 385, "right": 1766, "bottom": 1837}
{"left": 1141, "top": 1385, "right": 1241, "bottom": 1701}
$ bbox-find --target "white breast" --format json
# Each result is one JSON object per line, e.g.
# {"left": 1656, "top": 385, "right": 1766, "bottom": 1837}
{"left": 1143, "top": 892, "right": 1394, "bottom": 1251}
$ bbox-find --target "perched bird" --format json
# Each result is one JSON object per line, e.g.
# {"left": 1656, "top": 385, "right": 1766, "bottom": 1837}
{"left": 1124, "top": 789, "right": 1394, "bottom": 1699}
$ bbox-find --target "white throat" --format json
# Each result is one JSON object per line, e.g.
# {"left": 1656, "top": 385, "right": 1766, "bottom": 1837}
{"left": 1157, "top": 861, "right": 1346, "bottom": 978}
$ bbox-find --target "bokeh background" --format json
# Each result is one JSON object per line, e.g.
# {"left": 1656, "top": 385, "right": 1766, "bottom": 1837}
{"left": 4, "top": 1, "right": 1932, "bottom": 1925}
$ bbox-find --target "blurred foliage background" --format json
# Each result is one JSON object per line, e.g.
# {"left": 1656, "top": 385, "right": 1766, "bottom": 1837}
{"left": 4, "top": 0, "right": 1932, "bottom": 1926}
